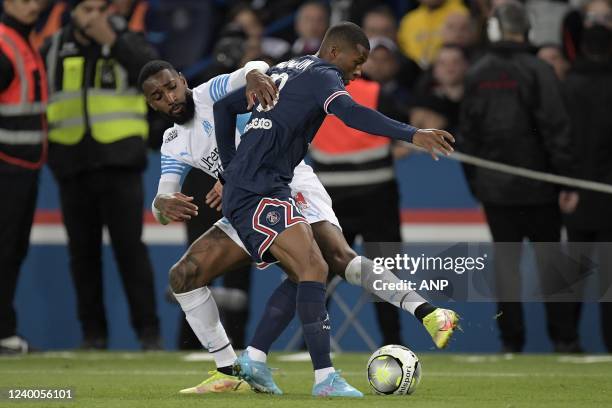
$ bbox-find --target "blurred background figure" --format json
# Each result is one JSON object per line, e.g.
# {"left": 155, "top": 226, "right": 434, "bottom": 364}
{"left": 537, "top": 43, "right": 571, "bottom": 80}
{"left": 42, "top": 0, "right": 160, "bottom": 350}
{"left": 291, "top": 0, "right": 329, "bottom": 56}
{"left": 0, "top": 0, "right": 46, "bottom": 355}
{"left": 397, "top": 0, "right": 468, "bottom": 68}
{"left": 31, "top": 0, "right": 69, "bottom": 50}
{"left": 411, "top": 44, "right": 469, "bottom": 133}
{"left": 458, "top": 0, "right": 580, "bottom": 353}
{"left": 562, "top": 0, "right": 612, "bottom": 62}
{"left": 228, "top": 2, "right": 290, "bottom": 60}
{"left": 108, "top": 0, "right": 148, "bottom": 32}
{"left": 441, "top": 11, "right": 481, "bottom": 59}
{"left": 562, "top": 12, "right": 612, "bottom": 353}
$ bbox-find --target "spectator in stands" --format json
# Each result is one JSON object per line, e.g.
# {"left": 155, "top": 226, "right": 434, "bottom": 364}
{"left": 41, "top": 0, "right": 161, "bottom": 350}
{"left": 229, "top": 3, "right": 290, "bottom": 60}
{"left": 397, "top": 0, "right": 468, "bottom": 68}
{"left": 538, "top": 44, "right": 571, "bottom": 80}
{"left": 562, "top": 0, "right": 612, "bottom": 61}
{"left": 362, "top": 6, "right": 422, "bottom": 91}
{"left": 458, "top": 1, "right": 580, "bottom": 353}
{"left": 411, "top": 44, "right": 469, "bottom": 133}
{"left": 291, "top": 0, "right": 329, "bottom": 56}
{"left": 562, "top": 12, "right": 612, "bottom": 353}
{"left": 0, "top": 0, "right": 46, "bottom": 355}
{"left": 441, "top": 12, "right": 481, "bottom": 58}
{"left": 109, "top": 0, "right": 150, "bottom": 33}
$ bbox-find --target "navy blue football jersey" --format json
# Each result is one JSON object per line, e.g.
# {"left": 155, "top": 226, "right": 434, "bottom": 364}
{"left": 221, "top": 55, "right": 349, "bottom": 195}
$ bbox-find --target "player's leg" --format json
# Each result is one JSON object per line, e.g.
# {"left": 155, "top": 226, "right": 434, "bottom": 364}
{"left": 311, "top": 221, "right": 459, "bottom": 348}
{"left": 170, "top": 225, "right": 252, "bottom": 393}
{"left": 268, "top": 222, "right": 362, "bottom": 397}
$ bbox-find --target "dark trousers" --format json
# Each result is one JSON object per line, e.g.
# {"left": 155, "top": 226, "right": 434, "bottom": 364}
{"left": 178, "top": 169, "right": 251, "bottom": 350}
{"left": 0, "top": 171, "right": 39, "bottom": 339}
{"left": 327, "top": 181, "right": 402, "bottom": 346}
{"left": 483, "top": 203, "right": 579, "bottom": 351}
{"left": 566, "top": 228, "right": 612, "bottom": 352}
{"left": 58, "top": 169, "right": 159, "bottom": 343}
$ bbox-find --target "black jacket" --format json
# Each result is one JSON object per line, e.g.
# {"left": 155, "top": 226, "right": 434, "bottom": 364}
{"left": 563, "top": 58, "right": 612, "bottom": 230}
{"left": 40, "top": 24, "right": 158, "bottom": 179}
{"left": 458, "top": 42, "right": 574, "bottom": 205}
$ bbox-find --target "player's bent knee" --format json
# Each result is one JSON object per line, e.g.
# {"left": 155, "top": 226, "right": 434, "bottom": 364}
{"left": 169, "top": 256, "right": 200, "bottom": 294}
{"left": 327, "top": 246, "right": 358, "bottom": 278}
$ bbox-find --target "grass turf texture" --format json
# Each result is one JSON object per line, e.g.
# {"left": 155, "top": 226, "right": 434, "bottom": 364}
{"left": 1, "top": 352, "right": 611, "bottom": 407}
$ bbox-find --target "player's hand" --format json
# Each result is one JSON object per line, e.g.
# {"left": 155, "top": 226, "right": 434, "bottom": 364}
{"left": 205, "top": 181, "right": 223, "bottom": 211}
{"left": 154, "top": 193, "right": 198, "bottom": 222}
{"left": 245, "top": 70, "right": 278, "bottom": 111}
{"left": 412, "top": 128, "right": 455, "bottom": 161}
{"left": 559, "top": 191, "right": 579, "bottom": 214}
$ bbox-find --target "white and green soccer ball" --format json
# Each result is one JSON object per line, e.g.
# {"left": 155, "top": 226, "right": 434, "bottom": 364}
{"left": 367, "top": 344, "right": 422, "bottom": 395}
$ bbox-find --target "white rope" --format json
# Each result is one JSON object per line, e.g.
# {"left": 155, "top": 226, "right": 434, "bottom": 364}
{"left": 413, "top": 147, "right": 612, "bottom": 195}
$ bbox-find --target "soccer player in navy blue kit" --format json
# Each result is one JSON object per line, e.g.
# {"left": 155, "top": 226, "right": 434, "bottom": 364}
{"left": 214, "top": 22, "right": 455, "bottom": 397}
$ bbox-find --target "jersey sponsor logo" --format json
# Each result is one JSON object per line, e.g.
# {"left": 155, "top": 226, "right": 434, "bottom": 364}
{"left": 245, "top": 118, "right": 273, "bottom": 132}
{"left": 164, "top": 129, "right": 178, "bottom": 144}
{"left": 202, "top": 120, "right": 213, "bottom": 137}
{"left": 266, "top": 211, "right": 280, "bottom": 226}
{"left": 200, "top": 147, "right": 221, "bottom": 177}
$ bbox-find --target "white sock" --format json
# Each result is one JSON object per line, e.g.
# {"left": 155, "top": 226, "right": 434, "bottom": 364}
{"left": 314, "top": 367, "right": 336, "bottom": 384}
{"left": 174, "top": 287, "right": 237, "bottom": 368}
{"left": 345, "top": 256, "right": 427, "bottom": 315}
{"left": 246, "top": 346, "right": 267, "bottom": 363}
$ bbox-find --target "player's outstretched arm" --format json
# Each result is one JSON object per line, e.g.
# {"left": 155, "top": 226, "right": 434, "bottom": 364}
{"left": 327, "top": 95, "right": 455, "bottom": 160}
{"left": 213, "top": 86, "right": 249, "bottom": 171}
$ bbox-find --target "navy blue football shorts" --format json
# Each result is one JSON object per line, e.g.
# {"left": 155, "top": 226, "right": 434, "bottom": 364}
{"left": 222, "top": 184, "right": 308, "bottom": 269}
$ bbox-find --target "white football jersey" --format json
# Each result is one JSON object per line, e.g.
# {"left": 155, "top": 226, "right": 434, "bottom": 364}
{"left": 159, "top": 70, "right": 250, "bottom": 185}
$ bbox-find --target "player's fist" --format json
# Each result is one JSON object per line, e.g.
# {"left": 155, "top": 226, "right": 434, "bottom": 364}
{"left": 154, "top": 192, "right": 198, "bottom": 222}
{"left": 412, "top": 129, "right": 455, "bottom": 161}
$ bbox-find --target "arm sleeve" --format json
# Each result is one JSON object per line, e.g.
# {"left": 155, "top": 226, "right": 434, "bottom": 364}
{"left": 198, "top": 60, "right": 269, "bottom": 105}
{"left": 213, "top": 86, "right": 250, "bottom": 172}
{"left": 151, "top": 154, "right": 188, "bottom": 224}
{"left": 313, "top": 69, "right": 417, "bottom": 142}
{"left": 327, "top": 95, "right": 417, "bottom": 143}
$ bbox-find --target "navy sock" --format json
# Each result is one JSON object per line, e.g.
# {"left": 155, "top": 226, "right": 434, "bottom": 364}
{"left": 250, "top": 279, "right": 298, "bottom": 353}
{"left": 297, "top": 281, "right": 332, "bottom": 370}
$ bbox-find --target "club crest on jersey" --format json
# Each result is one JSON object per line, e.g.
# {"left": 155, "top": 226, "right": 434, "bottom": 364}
{"left": 266, "top": 211, "right": 281, "bottom": 226}
{"left": 202, "top": 120, "right": 213, "bottom": 137}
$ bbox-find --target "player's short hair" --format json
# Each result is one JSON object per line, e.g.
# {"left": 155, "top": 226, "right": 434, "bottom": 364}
{"left": 321, "top": 21, "right": 370, "bottom": 52}
{"left": 138, "top": 60, "right": 177, "bottom": 90}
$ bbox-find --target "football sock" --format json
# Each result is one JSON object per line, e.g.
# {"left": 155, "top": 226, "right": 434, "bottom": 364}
{"left": 249, "top": 278, "right": 297, "bottom": 354}
{"left": 344, "top": 256, "right": 428, "bottom": 315}
{"left": 296, "top": 281, "right": 333, "bottom": 371}
{"left": 245, "top": 346, "right": 267, "bottom": 363}
{"left": 314, "top": 367, "right": 336, "bottom": 384}
{"left": 173, "top": 287, "right": 237, "bottom": 368}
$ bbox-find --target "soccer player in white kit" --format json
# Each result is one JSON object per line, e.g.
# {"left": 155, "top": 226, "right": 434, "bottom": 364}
{"left": 139, "top": 59, "right": 459, "bottom": 395}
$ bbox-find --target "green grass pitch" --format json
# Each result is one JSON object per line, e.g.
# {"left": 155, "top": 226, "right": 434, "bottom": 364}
{"left": 1, "top": 352, "right": 611, "bottom": 407}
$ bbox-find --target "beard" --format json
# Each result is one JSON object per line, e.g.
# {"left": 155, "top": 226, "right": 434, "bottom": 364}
{"left": 158, "top": 90, "right": 196, "bottom": 125}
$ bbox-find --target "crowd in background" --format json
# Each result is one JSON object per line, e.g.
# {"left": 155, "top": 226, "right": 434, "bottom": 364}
{"left": 1, "top": 0, "right": 611, "bottom": 354}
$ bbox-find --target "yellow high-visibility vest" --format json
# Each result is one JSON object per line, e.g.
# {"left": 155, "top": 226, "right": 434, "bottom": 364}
{"left": 45, "top": 33, "right": 148, "bottom": 145}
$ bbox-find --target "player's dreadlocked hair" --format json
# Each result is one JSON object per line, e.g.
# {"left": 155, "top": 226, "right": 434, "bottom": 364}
{"left": 321, "top": 21, "right": 370, "bottom": 52}
{"left": 138, "top": 60, "right": 177, "bottom": 90}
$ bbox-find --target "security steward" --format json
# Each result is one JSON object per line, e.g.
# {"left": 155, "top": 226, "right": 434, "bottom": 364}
{"left": 0, "top": 0, "right": 47, "bottom": 355}
{"left": 41, "top": 0, "right": 160, "bottom": 349}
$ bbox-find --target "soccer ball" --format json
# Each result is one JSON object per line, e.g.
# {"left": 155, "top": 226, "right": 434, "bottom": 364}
{"left": 367, "top": 344, "right": 421, "bottom": 395}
